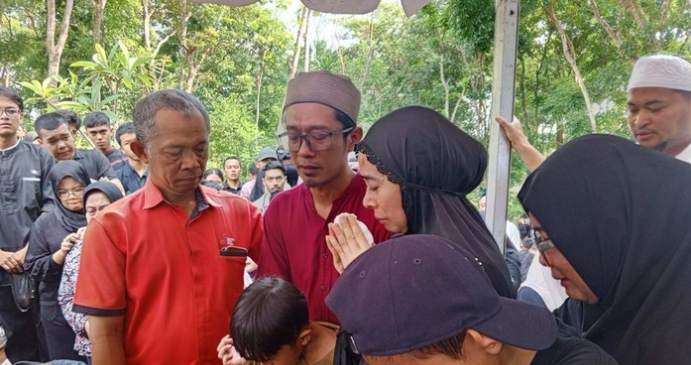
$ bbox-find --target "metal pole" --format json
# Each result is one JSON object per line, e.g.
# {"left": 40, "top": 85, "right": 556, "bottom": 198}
{"left": 486, "top": 0, "right": 520, "bottom": 254}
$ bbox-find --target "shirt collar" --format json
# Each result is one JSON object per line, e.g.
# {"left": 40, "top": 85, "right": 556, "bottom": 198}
{"left": 675, "top": 143, "right": 691, "bottom": 164}
{"left": 143, "top": 178, "right": 221, "bottom": 210}
{"left": 0, "top": 138, "right": 21, "bottom": 154}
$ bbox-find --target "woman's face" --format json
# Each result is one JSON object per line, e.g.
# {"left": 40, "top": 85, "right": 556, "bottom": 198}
{"left": 85, "top": 192, "right": 112, "bottom": 223}
{"left": 529, "top": 213, "right": 599, "bottom": 305}
{"left": 57, "top": 177, "right": 85, "bottom": 212}
{"left": 358, "top": 153, "right": 407, "bottom": 234}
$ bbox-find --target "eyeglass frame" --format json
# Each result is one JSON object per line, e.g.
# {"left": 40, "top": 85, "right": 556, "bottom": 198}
{"left": 0, "top": 108, "right": 21, "bottom": 117}
{"left": 276, "top": 126, "right": 355, "bottom": 152}
{"left": 56, "top": 187, "right": 85, "bottom": 200}
{"left": 537, "top": 237, "right": 555, "bottom": 265}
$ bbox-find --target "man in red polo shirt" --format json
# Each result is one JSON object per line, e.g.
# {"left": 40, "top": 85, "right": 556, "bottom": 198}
{"left": 73, "top": 90, "right": 262, "bottom": 365}
{"left": 258, "top": 71, "right": 389, "bottom": 324}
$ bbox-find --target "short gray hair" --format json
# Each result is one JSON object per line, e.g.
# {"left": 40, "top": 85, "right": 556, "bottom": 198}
{"left": 132, "top": 89, "right": 210, "bottom": 147}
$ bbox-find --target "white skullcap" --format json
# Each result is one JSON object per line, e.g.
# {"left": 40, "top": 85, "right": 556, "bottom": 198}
{"left": 628, "top": 55, "right": 691, "bottom": 92}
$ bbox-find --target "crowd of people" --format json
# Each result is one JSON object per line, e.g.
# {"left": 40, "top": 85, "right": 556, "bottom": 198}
{"left": 0, "top": 53, "right": 689, "bottom": 365}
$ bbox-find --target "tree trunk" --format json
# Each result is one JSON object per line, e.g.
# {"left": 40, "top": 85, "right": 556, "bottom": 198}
{"left": 303, "top": 9, "right": 312, "bottom": 72}
{"left": 255, "top": 49, "right": 266, "bottom": 127}
{"left": 46, "top": 0, "right": 75, "bottom": 79}
{"left": 288, "top": 6, "right": 307, "bottom": 80}
{"left": 358, "top": 12, "right": 375, "bottom": 90}
{"left": 142, "top": 0, "right": 152, "bottom": 49}
{"left": 546, "top": 2, "right": 598, "bottom": 132}
{"left": 439, "top": 41, "right": 450, "bottom": 118}
{"left": 178, "top": 0, "right": 191, "bottom": 89}
{"left": 92, "top": 0, "right": 107, "bottom": 45}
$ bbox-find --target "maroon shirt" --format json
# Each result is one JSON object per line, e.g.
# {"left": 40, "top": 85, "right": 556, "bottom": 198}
{"left": 258, "top": 174, "right": 390, "bottom": 324}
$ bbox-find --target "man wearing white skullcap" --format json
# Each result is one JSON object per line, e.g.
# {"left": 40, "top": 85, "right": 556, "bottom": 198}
{"left": 627, "top": 55, "right": 691, "bottom": 163}
{"left": 494, "top": 54, "right": 691, "bottom": 169}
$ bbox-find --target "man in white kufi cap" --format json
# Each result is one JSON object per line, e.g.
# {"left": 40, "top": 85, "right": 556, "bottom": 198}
{"left": 627, "top": 55, "right": 691, "bottom": 163}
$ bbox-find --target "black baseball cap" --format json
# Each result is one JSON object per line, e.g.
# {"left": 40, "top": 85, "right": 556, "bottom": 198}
{"left": 326, "top": 234, "right": 557, "bottom": 356}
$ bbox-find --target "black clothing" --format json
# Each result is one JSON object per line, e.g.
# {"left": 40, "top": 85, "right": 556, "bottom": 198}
{"left": 115, "top": 162, "right": 148, "bottom": 194}
{"left": 284, "top": 164, "right": 299, "bottom": 187}
{"left": 356, "top": 106, "right": 515, "bottom": 299}
{"left": 72, "top": 149, "right": 117, "bottom": 181}
{"left": 83, "top": 181, "right": 124, "bottom": 204}
{"left": 249, "top": 169, "right": 265, "bottom": 201}
{"left": 25, "top": 160, "right": 90, "bottom": 361}
{"left": 519, "top": 134, "right": 691, "bottom": 365}
{"left": 48, "top": 161, "right": 89, "bottom": 232}
{"left": 518, "top": 250, "right": 534, "bottom": 283}
{"left": 25, "top": 212, "right": 84, "bottom": 361}
{"left": 531, "top": 333, "right": 619, "bottom": 365}
{"left": 0, "top": 141, "right": 55, "bottom": 284}
{"left": 0, "top": 140, "right": 54, "bottom": 362}
{"left": 0, "top": 285, "right": 48, "bottom": 362}
{"left": 222, "top": 181, "right": 242, "bottom": 195}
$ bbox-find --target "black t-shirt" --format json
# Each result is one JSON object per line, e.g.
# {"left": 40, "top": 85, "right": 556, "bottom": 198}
{"left": 73, "top": 149, "right": 117, "bottom": 181}
{"left": 531, "top": 335, "right": 619, "bottom": 365}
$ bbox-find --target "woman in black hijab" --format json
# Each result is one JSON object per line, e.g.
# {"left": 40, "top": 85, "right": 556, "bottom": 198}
{"left": 25, "top": 160, "right": 90, "bottom": 361}
{"left": 519, "top": 134, "right": 691, "bottom": 365}
{"left": 328, "top": 106, "right": 515, "bottom": 299}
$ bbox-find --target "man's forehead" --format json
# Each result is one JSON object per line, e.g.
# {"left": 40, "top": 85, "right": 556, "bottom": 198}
{"left": 283, "top": 103, "right": 340, "bottom": 130}
{"left": 628, "top": 87, "right": 682, "bottom": 103}
{"left": 43, "top": 124, "right": 71, "bottom": 138}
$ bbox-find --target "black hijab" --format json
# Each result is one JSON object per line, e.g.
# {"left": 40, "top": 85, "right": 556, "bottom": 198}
{"left": 50, "top": 160, "right": 90, "bottom": 232}
{"left": 83, "top": 181, "right": 124, "bottom": 206}
{"left": 357, "top": 106, "right": 515, "bottom": 299}
{"left": 519, "top": 134, "right": 691, "bottom": 365}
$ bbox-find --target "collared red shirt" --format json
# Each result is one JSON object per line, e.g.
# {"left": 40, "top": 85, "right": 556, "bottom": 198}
{"left": 72, "top": 149, "right": 117, "bottom": 181}
{"left": 0, "top": 140, "right": 55, "bottom": 286}
{"left": 257, "top": 174, "right": 390, "bottom": 324}
{"left": 115, "top": 162, "right": 148, "bottom": 194}
{"left": 73, "top": 180, "right": 263, "bottom": 364}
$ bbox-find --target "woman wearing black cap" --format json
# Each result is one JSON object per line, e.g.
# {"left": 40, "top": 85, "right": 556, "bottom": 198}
{"left": 327, "top": 106, "right": 515, "bottom": 299}
{"left": 519, "top": 134, "right": 691, "bottom": 365}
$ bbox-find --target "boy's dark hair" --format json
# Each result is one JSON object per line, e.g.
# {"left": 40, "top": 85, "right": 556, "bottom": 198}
{"left": 231, "top": 277, "right": 309, "bottom": 362}
{"left": 222, "top": 156, "right": 241, "bottom": 170}
{"left": 0, "top": 87, "right": 24, "bottom": 111}
{"left": 84, "top": 111, "right": 111, "bottom": 129}
{"left": 115, "top": 123, "right": 136, "bottom": 147}
{"left": 364, "top": 331, "right": 466, "bottom": 362}
{"left": 248, "top": 164, "right": 259, "bottom": 176}
{"left": 262, "top": 161, "right": 286, "bottom": 175}
{"left": 35, "top": 112, "right": 69, "bottom": 137}
{"left": 55, "top": 110, "right": 82, "bottom": 130}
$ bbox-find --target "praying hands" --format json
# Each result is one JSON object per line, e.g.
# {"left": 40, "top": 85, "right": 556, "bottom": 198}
{"left": 326, "top": 214, "right": 374, "bottom": 274}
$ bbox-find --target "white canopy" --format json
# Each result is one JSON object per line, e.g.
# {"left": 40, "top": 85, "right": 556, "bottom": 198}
{"left": 188, "top": 0, "right": 433, "bottom": 17}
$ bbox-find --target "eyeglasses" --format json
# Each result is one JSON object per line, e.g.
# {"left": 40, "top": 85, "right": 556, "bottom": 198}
{"left": 0, "top": 108, "right": 21, "bottom": 117}
{"left": 277, "top": 127, "right": 354, "bottom": 152}
{"left": 57, "top": 187, "right": 85, "bottom": 199}
{"left": 537, "top": 237, "right": 555, "bottom": 266}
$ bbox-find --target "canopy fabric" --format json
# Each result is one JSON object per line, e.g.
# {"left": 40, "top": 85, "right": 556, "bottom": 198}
{"left": 188, "top": 0, "right": 433, "bottom": 17}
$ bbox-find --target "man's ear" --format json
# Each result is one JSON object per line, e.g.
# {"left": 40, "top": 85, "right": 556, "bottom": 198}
{"left": 348, "top": 127, "right": 363, "bottom": 152}
{"left": 37, "top": 138, "right": 44, "bottom": 145}
{"left": 467, "top": 329, "right": 503, "bottom": 355}
{"left": 131, "top": 140, "right": 149, "bottom": 163}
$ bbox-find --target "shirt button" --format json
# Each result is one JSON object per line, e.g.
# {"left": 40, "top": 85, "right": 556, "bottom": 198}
{"left": 320, "top": 285, "right": 326, "bottom": 291}
{"left": 323, "top": 253, "right": 328, "bottom": 259}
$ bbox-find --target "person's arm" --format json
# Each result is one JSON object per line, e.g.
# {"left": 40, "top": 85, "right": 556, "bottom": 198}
{"left": 38, "top": 147, "right": 57, "bottom": 213}
{"left": 94, "top": 152, "right": 126, "bottom": 195}
{"left": 89, "top": 315, "right": 126, "bottom": 365}
{"left": 494, "top": 116, "right": 545, "bottom": 172}
{"left": 24, "top": 218, "right": 65, "bottom": 282}
{"left": 246, "top": 203, "right": 263, "bottom": 265}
